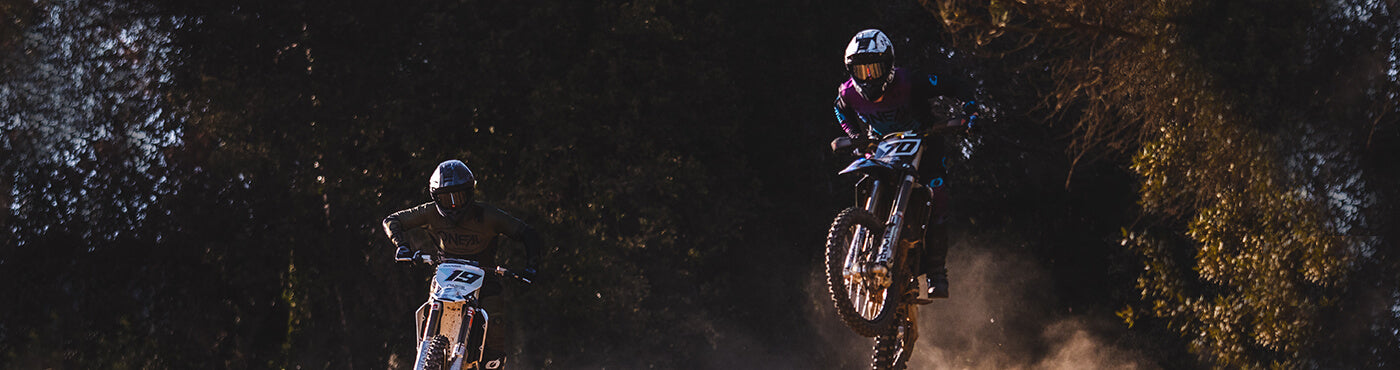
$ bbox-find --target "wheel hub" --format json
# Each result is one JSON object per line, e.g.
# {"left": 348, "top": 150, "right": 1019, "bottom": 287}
{"left": 844, "top": 262, "right": 891, "bottom": 290}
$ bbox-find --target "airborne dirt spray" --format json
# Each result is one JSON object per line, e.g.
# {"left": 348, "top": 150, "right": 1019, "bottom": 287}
{"left": 807, "top": 233, "right": 1157, "bottom": 370}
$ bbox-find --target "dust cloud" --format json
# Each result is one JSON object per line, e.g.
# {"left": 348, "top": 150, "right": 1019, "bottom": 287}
{"left": 807, "top": 235, "right": 1157, "bottom": 370}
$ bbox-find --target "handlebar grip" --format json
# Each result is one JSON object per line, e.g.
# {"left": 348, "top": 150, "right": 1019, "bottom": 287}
{"left": 395, "top": 250, "right": 435, "bottom": 265}
{"left": 394, "top": 246, "right": 414, "bottom": 263}
{"left": 494, "top": 266, "right": 534, "bottom": 284}
{"left": 831, "top": 137, "right": 853, "bottom": 153}
{"left": 832, "top": 137, "right": 876, "bottom": 154}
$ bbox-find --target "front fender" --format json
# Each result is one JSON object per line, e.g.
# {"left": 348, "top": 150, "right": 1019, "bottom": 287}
{"left": 839, "top": 158, "right": 896, "bottom": 179}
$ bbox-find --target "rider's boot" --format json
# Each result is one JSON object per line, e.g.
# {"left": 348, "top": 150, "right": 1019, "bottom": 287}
{"left": 481, "top": 295, "right": 509, "bottom": 369}
{"left": 926, "top": 268, "right": 949, "bottom": 299}
{"left": 924, "top": 219, "right": 950, "bottom": 299}
{"left": 482, "top": 349, "right": 507, "bottom": 369}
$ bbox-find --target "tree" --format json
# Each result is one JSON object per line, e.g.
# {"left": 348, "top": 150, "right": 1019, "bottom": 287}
{"left": 928, "top": 0, "right": 1400, "bottom": 367}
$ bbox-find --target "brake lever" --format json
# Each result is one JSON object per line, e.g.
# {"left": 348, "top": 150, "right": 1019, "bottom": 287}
{"left": 494, "top": 266, "right": 534, "bottom": 284}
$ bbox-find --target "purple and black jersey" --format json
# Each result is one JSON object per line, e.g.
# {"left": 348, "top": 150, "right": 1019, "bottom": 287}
{"left": 834, "top": 67, "right": 974, "bottom": 138}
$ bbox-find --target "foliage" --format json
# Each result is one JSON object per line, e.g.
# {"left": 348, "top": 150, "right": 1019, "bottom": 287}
{"left": 930, "top": 0, "right": 1400, "bottom": 367}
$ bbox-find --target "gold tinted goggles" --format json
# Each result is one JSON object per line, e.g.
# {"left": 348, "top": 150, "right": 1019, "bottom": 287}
{"left": 434, "top": 191, "right": 470, "bottom": 209}
{"left": 851, "top": 63, "right": 887, "bottom": 82}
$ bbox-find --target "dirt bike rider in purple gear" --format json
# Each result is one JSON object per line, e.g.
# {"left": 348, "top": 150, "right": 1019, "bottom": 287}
{"left": 383, "top": 159, "right": 542, "bottom": 368}
{"left": 834, "top": 29, "right": 980, "bottom": 299}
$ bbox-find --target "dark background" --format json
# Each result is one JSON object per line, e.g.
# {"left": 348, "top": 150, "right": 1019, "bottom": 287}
{"left": 3, "top": 0, "right": 1397, "bottom": 368}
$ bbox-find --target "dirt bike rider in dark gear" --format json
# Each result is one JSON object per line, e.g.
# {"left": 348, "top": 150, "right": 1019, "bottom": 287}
{"left": 383, "top": 159, "right": 542, "bottom": 368}
{"left": 834, "top": 29, "right": 979, "bottom": 299}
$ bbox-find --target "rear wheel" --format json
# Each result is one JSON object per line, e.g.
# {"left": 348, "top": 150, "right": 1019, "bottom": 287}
{"left": 413, "top": 335, "right": 449, "bottom": 370}
{"left": 871, "top": 330, "right": 911, "bottom": 370}
{"left": 826, "top": 207, "right": 901, "bottom": 337}
{"left": 871, "top": 304, "right": 915, "bottom": 370}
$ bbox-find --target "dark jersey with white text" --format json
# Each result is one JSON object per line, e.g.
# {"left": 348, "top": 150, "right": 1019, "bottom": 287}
{"left": 382, "top": 202, "right": 539, "bottom": 267}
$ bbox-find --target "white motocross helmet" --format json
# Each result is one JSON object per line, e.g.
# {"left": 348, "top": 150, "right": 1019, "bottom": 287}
{"left": 844, "top": 29, "right": 896, "bottom": 101}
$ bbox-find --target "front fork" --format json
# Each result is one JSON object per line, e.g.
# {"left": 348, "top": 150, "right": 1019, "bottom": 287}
{"left": 455, "top": 309, "right": 489, "bottom": 369}
{"left": 417, "top": 300, "right": 489, "bottom": 369}
{"left": 849, "top": 175, "right": 917, "bottom": 287}
{"left": 876, "top": 174, "right": 917, "bottom": 265}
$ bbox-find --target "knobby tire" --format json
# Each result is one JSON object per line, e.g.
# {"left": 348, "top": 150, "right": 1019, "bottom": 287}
{"left": 414, "top": 335, "right": 450, "bottom": 370}
{"left": 826, "top": 207, "right": 901, "bottom": 337}
{"left": 871, "top": 303, "right": 914, "bottom": 370}
{"left": 871, "top": 331, "right": 911, "bottom": 370}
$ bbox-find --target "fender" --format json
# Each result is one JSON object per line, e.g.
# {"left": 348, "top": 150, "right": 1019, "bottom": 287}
{"left": 839, "top": 157, "right": 897, "bottom": 179}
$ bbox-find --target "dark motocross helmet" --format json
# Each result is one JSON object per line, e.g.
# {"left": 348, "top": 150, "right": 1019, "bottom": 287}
{"left": 845, "top": 29, "right": 896, "bottom": 101}
{"left": 428, "top": 159, "right": 476, "bottom": 220}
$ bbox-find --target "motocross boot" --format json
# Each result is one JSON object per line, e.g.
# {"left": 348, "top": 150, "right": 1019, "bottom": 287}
{"left": 481, "top": 295, "right": 509, "bottom": 369}
{"left": 924, "top": 222, "right": 949, "bottom": 299}
{"left": 926, "top": 270, "right": 949, "bottom": 299}
{"left": 923, "top": 179, "right": 951, "bottom": 299}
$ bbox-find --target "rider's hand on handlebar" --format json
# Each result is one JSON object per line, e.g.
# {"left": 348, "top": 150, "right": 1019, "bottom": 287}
{"left": 948, "top": 117, "right": 968, "bottom": 130}
{"left": 830, "top": 136, "right": 876, "bottom": 155}
{"left": 394, "top": 245, "right": 414, "bottom": 263}
{"left": 961, "top": 100, "right": 982, "bottom": 135}
{"left": 934, "top": 115, "right": 978, "bottom": 135}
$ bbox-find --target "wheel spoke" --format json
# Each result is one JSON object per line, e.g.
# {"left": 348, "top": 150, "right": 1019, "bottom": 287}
{"left": 844, "top": 227, "right": 864, "bottom": 273}
{"left": 854, "top": 288, "right": 865, "bottom": 316}
{"left": 827, "top": 208, "right": 898, "bottom": 337}
{"left": 845, "top": 223, "right": 888, "bottom": 320}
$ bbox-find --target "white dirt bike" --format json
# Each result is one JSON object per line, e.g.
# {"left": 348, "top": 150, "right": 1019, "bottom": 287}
{"left": 827, "top": 124, "right": 963, "bottom": 369}
{"left": 398, "top": 252, "right": 532, "bottom": 370}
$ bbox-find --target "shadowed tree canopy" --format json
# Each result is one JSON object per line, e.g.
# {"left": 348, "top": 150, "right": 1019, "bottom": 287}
{"left": 929, "top": 0, "right": 1399, "bottom": 367}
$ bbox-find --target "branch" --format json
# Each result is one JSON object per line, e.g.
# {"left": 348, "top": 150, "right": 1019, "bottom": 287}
{"left": 1006, "top": 0, "right": 1147, "bottom": 42}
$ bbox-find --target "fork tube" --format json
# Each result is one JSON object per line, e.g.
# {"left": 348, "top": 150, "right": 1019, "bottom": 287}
{"left": 851, "top": 177, "right": 884, "bottom": 270}
{"left": 476, "top": 309, "right": 490, "bottom": 364}
{"left": 848, "top": 179, "right": 883, "bottom": 273}
{"left": 877, "top": 175, "right": 917, "bottom": 264}
{"left": 424, "top": 301, "right": 442, "bottom": 341}
{"left": 863, "top": 179, "right": 883, "bottom": 214}
{"left": 456, "top": 308, "right": 475, "bottom": 358}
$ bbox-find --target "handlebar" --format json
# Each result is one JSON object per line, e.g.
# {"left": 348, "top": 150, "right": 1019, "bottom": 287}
{"left": 926, "top": 116, "right": 975, "bottom": 135}
{"left": 396, "top": 251, "right": 534, "bottom": 285}
{"left": 492, "top": 265, "right": 534, "bottom": 285}
{"left": 830, "top": 116, "right": 976, "bottom": 154}
{"left": 830, "top": 136, "right": 875, "bottom": 153}
{"left": 394, "top": 251, "right": 429, "bottom": 264}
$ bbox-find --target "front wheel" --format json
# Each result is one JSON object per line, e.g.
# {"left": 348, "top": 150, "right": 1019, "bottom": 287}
{"left": 826, "top": 207, "right": 900, "bottom": 337}
{"left": 414, "top": 335, "right": 449, "bottom": 370}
